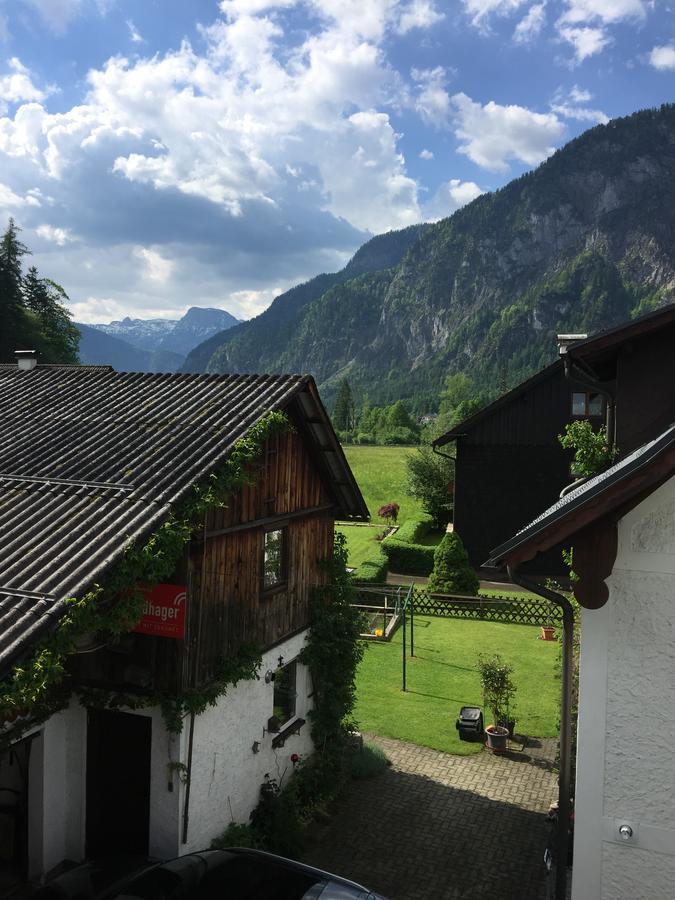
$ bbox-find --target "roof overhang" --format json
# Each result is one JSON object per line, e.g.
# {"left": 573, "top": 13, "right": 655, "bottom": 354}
{"left": 488, "top": 424, "right": 675, "bottom": 608}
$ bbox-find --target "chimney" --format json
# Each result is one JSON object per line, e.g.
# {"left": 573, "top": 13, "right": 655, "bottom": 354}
{"left": 556, "top": 334, "right": 587, "bottom": 356}
{"left": 15, "top": 350, "right": 37, "bottom": 371}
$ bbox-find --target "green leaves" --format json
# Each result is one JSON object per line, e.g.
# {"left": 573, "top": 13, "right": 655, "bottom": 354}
{"left": 558, "top": 420, "right": 619, "bottom": 478}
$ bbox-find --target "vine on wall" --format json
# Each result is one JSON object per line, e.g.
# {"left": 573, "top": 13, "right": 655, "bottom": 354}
{"left": 0, "top": 411, "right": 290, "bottom": 744}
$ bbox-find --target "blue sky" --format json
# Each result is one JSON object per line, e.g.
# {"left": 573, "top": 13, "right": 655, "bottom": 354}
{"left": 0, "top": 0, "right": 673, "bottom": 324}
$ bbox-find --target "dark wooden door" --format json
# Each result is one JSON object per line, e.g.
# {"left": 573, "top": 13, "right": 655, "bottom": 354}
{"left": 86, "top": 710, "right": 151, "bottom": 858}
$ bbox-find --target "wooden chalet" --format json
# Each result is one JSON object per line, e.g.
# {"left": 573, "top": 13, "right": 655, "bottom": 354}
{"left": 0, "top": 359, "right": 367, "bottom": 881}
{"left": 434, "top": 302, "right": 675, "bottom": 576}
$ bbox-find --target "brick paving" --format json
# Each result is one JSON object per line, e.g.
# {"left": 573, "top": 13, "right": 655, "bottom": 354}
{"left": 302, "top": 733, "right": 558, "bottom": 900}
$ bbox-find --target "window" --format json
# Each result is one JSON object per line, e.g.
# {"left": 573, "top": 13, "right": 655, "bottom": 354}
{"left": 571, "top": 391, "right": 603, "bottom": 417}
{"left": 263, "top": 528, "right": 286, "bottom": 590}
{"left": 273, "top": 660, "right": 297, "bottom": 725}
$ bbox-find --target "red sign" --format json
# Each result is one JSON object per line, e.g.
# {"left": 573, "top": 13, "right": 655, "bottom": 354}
{"left": 133, "top": 584, "right": 186, "bottom": 639}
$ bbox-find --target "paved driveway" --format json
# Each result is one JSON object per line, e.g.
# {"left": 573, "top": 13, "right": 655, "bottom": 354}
{"left": 302, "top": 734, "right": 557, "bottom": 900}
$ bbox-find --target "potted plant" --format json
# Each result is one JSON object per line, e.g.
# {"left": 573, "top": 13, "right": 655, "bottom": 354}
{"left": 540, "top": 607, "right": 557, "bottom": 641}
{"left": 477, "top": 654, "right": 517, "bottom": 750}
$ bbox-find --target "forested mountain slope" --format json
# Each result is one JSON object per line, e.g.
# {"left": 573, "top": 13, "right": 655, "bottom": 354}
{"left": 184, "top": 105, "right": 675, "bottom": 409}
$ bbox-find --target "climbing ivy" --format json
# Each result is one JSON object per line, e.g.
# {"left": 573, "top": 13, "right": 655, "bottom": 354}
{"left": 299, "top": 532, "right": 365, "bottom": 751}
{"left": 0, "top": 411, "right": 290, "bottom": 743}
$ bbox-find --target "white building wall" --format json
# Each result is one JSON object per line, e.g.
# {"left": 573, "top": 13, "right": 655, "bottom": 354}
{"left": 181, "top": 630, "right": 314, "bottom": 853}
{"left": 572, "top": 475, "right": 675, "bottom": 900}
{"left": 39, "top": 702, "right": 87, "bottom": 876}
{"left": 23, "top": 629, "right": 314, "bottom": 875}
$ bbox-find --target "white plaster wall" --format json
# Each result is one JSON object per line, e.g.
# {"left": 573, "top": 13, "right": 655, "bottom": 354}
{"left": 41, "top": 702, "right": 87, "bottom": 874}
{"left": 572, "top": 475, "right": 675, "bottom": 900}
{"left": 182, "top": 630, "right": 314, "bottom": 853}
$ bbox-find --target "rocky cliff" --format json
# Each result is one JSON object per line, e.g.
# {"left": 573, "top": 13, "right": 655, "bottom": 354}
{"left": 184, "top": 105, "right": 675, "bottom": 409}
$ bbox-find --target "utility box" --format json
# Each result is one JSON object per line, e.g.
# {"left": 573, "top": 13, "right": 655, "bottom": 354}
{"left": 455, "top": 706, "right": 484, "bottom": 741}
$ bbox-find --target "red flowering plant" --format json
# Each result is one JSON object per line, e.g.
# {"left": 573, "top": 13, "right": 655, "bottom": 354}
{"left": 377, "top": 502, "right": 399, "bottom": 524}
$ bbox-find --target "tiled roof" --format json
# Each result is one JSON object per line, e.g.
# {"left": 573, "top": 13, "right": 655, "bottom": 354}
{"left": 489, "top": 423, "right": 675, "bottom": 564}
{"left": 0, "top": 366, "right": 365, "bottom": 672}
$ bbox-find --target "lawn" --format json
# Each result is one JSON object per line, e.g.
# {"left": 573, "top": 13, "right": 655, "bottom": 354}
{"left": 339, "top": 445, "right": 428, "bottom": 570}
{"left": 336, "top": 523, "right": 383, "bottom": 568}
{"left": 341, "top": 445, "right": 423, "bottom": 524}
{"left": 354, "top": 616, "right": 560, "bottom": 756}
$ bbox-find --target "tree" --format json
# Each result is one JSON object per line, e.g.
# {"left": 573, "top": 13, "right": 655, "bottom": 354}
{"left": 558, "top": 420, "right": 618, "bottom": 478}
{"left": 23, "top": 267, "right": 79, "bottom": 363}
{"left": 404, "top": 445, "right": 454, "bottom": 529}
{"left": 428, "top": 532, "right": 479, "bottom": 595}
{"left": 0, "top": 219, "right": 30, "bottom": 360}
{"left": 333, "top": 379, "right": 355, "bottom": 432}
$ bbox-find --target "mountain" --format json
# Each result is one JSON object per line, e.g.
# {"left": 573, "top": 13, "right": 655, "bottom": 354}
{"left": 183, "top": 105, "right": 675, "bottom": 411}
{"left": 77, "top": 324, "right": 184, "bottom": 372}
{"left": 82, "top": 306, "right": 240, "bottom": 371}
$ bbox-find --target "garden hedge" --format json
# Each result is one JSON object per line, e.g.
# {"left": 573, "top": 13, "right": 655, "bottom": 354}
{"left": 352, "top": 547, "right": 388, "bottom": 583}
{"left": 381, "top": 517, "right": 437, "bottom": 576}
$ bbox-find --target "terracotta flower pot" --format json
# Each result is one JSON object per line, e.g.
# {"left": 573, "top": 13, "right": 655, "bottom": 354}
{"left": 540, "top": 626, "right": 557, "bottom": 641}
{"left": 485, "top": 724, "right": 509, "bottom": 753}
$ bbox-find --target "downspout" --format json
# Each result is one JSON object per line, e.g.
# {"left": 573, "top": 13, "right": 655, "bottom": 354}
{"left": 182, "top": 518, "right": 207, "bottom": 845}
{"left": 507, "top": 565, "right": 574, "bottom": 900}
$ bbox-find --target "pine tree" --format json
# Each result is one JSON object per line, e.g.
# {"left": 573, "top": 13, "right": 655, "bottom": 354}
{"left": 23, "top": 267, "right": 79, "bottom": 364}
{"left": 428, "top": 532, "right": 479, "bottom": 595}
{"left": 0, "top": 219, "right": 30, "bottom": 360}
{"left": 333, "top": 379, "right": 355, "bottom": 432}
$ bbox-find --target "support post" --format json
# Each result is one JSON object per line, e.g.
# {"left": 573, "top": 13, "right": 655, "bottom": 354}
{"left": 410, "top": 587, "right": 415, "bottom": 657}
{"left": 402, "top": 603, "right": 407, "bottom": 692}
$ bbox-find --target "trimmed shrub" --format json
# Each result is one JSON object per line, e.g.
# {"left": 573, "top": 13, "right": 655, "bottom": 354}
{"left": 380, "top": 516, "right": 436, "bottom": 576}
{"left": 428, "top": 532, "right": 479, "bottom": 595}
{"left": 352, "top": 547, "right": 388, "bottom": 583}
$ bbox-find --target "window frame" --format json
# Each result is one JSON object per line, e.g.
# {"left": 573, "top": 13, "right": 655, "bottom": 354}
{"left": 272, "top": 659, "right": 298, "bottom": 726}
{"left": 261, "top": 525, "right": 288, "bottom": 594}
{"left": 570, "top": 390, "right": 604, "bottom": 419}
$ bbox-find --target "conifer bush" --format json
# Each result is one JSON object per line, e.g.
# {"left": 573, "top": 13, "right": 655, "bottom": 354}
{"left": 427, "top": 532, "right": 479, "bottom": 595}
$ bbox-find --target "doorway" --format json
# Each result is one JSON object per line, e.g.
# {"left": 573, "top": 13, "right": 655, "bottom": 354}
{"left": 86, "top": 710, "right": 152, "bottom": 859}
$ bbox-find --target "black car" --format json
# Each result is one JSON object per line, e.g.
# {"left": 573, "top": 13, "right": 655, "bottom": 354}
{"left": 34, "top": 850, "right": 387, "bottom": 900}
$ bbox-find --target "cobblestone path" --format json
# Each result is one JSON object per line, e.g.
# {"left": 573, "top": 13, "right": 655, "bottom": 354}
{"left": 302, "top": 733, "right": 558, "bottom": 900}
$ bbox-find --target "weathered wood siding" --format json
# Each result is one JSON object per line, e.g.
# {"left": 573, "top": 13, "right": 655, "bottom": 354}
{"left": 187, "top": 429, "right": 335, "bottom": 685}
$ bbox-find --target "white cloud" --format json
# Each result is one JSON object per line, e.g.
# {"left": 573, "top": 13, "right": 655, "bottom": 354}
{"left": 513, "top": 2, "right": 546, "bottom": 43}
{"left": 412, "top": 66, "right": 451, "bottom": 128}
{"left": 0, "top": 1, "right": 452, "bottom": 321}
{"left": 126, "top": 19, "right": 144, "bottom": 44}
{"left": 464, "top": 0, "right": 527, "bottom": 28}
{"left": 0, "top": 58, "right": 50, "bottom": 113}
{"left": 0, "top": 181, "right": 40, "bottom": 209}
{"left": 22, "top": 0, "right": 84, "bottom": 35}
{"left": 649, "top": 44, "right": 675, "bottom": 70}
{"left": 559, "top": 0, "right": 646, "bottom": 27}
{"left": 423, "top": 178, "right": 484, "bottom": 221}
{"left": 36, "top": 224, "right": 74, "bottom": 244}
{"left": 558, "top": 25, "right": 610, "bottom": 60}
{"left": 419, "top": 148, "right": 434, "bottom": 159}
{"left": 556, "top": 0, "right": 646, "bottom": 61}
{"left": 134, "top": 247, "right": 175, "bottom": 284}
{"left": 451, "top": 92, "right": 564, "bottom": 172}
{"left": 397, "top": 0, "right": 444, "bottom": 34}
{"left": 550, "top": 84, "right": 608, "bottom": 123}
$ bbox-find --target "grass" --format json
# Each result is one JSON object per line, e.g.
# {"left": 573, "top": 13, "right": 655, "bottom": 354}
{"left": 354, "top": 615, "right": 560, "bottom": 756}
{"left": 336, "top": 523, "right": 384, "bottom": 568}
{"left": 341, "top": 445, "right": 423, "bottom": 524}
{"left": 338, "top": 445, "right": 427, "bottom": 570}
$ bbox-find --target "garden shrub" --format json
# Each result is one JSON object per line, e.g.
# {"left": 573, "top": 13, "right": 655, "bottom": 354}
{"left": 350, "top": 743, "right": 391, "bottom": 780}
{"left": 352, "top": 547, "right": 388, "bottom": 583}
{"left": 428, "top": 532, "right": 479, "bottom": 595}
{"left": 380, "top": 517, "right": 436, "bottom": 576}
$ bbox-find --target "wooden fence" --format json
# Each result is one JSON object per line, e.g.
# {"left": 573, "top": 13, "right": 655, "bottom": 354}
{"left": 353, "top": 582, "right": 562, "bottom": 627}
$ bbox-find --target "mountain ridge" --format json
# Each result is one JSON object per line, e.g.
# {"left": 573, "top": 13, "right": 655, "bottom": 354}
{"left": 183, "top": 105, "right": 675, "bottom": 408}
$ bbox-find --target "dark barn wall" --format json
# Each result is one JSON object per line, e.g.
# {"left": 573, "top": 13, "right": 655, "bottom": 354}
{"left": 615, "top": 325, "right": 675, "bottom": 452}
{"left": 454, "top": 366, "right": 573, "bottom": 576}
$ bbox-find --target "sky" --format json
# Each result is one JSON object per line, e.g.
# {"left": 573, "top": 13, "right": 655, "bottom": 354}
{"left": 0, "top": 1, "right": 673, "bottom": 325}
